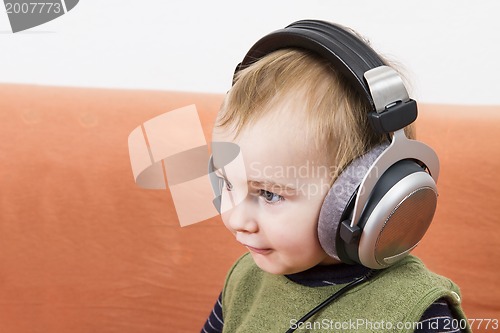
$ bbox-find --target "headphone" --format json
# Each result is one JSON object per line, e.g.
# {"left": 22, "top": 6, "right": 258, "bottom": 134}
{"left": 210, "top": 20, "right": 439, "bottom": 270}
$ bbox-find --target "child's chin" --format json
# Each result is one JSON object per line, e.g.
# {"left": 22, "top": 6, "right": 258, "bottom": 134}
{"left": 251, "top": 253, "right": 296, "bottom": 275}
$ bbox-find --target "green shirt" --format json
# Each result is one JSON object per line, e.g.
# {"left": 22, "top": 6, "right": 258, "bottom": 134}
{"left": 222, "top": 253, "right": 469, "bottom": 333}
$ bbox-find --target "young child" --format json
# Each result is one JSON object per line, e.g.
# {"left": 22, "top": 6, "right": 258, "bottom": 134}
{"left": 202, "top": 20, "right": 469, "bottom": 333}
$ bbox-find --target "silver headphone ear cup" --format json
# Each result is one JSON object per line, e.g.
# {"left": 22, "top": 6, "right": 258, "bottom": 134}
{"left": 356, "top": 161, "right": 438, "bottom": 269}
{"left": 318, "top": 143, "right": 389, "bottom": 261}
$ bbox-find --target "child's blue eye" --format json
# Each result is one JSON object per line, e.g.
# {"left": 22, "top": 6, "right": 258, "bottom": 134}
{"left": 260, "top": 190, "right": 284, "bottom": 204}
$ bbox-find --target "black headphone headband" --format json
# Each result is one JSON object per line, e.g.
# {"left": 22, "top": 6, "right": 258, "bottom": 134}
{"left": 233, "top": 20, "right": 417, "bottom": 134}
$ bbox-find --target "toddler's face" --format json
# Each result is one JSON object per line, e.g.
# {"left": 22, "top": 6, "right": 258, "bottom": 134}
{"left": 212, "top": 105, "right": 338, "bottom": 275}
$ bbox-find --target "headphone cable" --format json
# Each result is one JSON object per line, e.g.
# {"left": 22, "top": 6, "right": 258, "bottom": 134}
{"left": 285, "top": 269, "right": 377, "bottom": 333}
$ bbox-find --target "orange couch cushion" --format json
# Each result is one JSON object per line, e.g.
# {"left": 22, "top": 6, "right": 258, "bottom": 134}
{"left": 414, "top": 104, "right": 500, "bottom": 321}
{"left": 0, "top": 84, "right": 498, "bottom": 332}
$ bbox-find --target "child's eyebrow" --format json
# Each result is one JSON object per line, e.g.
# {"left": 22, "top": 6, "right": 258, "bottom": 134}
{"left": 248, "top": 179, "right": 297, "bottom": 193}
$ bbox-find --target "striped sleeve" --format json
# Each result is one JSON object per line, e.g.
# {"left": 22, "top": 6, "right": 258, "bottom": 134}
{"left": 201, "top": 292, "right": 224, "bottom": 333}
{"left": 415, "top": 298, "right": 464, "bottom": 333}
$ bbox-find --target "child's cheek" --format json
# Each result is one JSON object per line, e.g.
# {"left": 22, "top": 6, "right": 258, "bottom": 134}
{"left": 220, "top": 210, "right": 232, "bottom": 232}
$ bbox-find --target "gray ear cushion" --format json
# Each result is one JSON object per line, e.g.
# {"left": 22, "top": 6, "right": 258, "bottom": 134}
{"left": 318, "top": 142, "right": 390, "bottom": 261}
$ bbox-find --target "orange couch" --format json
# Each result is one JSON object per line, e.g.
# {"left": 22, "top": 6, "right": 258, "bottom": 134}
{"left": 0, "top": 84, "right": 498, "bottom": 333}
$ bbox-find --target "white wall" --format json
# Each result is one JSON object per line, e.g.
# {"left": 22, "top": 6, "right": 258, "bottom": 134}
{"left": 1, "top": 0, "right": 499, "bottom": 105}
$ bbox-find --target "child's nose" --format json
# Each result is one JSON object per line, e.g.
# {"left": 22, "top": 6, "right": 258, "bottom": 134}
{"left": 226, "top": 200, "right": 259, "bottom": 234}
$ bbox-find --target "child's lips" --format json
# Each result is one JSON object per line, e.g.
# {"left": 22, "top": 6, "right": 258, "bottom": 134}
{"left": 245, "top": 244, "right": 272, "bottom": 255}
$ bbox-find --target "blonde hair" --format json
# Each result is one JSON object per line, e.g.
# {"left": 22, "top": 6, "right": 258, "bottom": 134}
{"left": 215, "top": 48, "right": 414, "bottom": 183}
